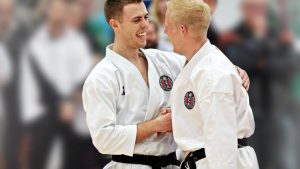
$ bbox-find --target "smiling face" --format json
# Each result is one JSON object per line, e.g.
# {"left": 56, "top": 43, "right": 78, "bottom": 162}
{"left": 111, "top": 2, "right": 149, "bottom": 49}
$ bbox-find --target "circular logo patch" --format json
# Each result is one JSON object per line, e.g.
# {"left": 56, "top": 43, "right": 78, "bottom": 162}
{"left": 184, "top": 91, "right": 195, "bottom": 110}
{"left": 159, "top": 75, "right": 173, "bottom": 91}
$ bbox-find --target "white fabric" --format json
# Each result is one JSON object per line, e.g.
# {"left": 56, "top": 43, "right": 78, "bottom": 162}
{"left": 171, "top": 40, "right": 259, "bottom": 169}
{"left": 104, "top": 161, "right": 179, "bottom": 169}
{"left": 0, "top": 43, "right": 12, "bottom": 87}
{"left": 83, "top": 44, "right": 185, "bottom": 168}
{"left": 0, "top": 43, "right": 12, "bottom": 154}
{"left": 20, "top": 25, "right": 93, "bottom": 123}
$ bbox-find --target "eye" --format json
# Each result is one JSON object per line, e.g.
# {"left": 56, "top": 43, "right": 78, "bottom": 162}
{"left": 133, "top": 19, "right": 140, "bottom": 23}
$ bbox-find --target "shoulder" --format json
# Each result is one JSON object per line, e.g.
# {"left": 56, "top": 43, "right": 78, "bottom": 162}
{"left": 84, "top": 58, "right": 118, "bottom": 88}
{"left": 192, "top": 63, "right": 240, "bottom": 94}
{"left": 143, "top": 49, "right": 185, "bottom": 66}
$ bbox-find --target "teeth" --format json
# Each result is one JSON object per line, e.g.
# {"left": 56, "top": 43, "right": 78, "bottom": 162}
{"left": 138, "top": 33, "right": 146, "bottom": 37}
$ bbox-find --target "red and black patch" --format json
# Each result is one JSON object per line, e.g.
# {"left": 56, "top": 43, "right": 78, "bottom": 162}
{"left": 184, "top": 91, "right": 195, "bottom": 110}
{"left": 159, "top": 75, "right": 173, "bottom": 91}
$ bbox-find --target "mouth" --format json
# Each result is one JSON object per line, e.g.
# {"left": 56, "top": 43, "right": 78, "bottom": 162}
{"left": 137, "top": 32, "right": 146, "bottom": 38}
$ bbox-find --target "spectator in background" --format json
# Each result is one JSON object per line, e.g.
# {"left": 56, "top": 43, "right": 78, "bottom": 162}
{"left": 203, "top": 0, "right": 221, "bottom": 47}
{"left": 19, "top": 0, "right": 93, "bottom": 169}
{"left": 67, "top": 1, "right": 112, "bottom": 168}
{"left": 221, "top": 0, "right": 298, "bottom": 168}
{"left": 68, "top": 0, "right": 86, "bottom": 30}
{"left": 76, "top": 0, "right": 114, "bottom": 60}
{"left": 145, "top": 19, "right": 159, "bottom": 49}
{"left": 149, "top": 0, "right": 173, "bottom": 51}
{"left": 0, "top": 0, "right": 32, "bottom": 168}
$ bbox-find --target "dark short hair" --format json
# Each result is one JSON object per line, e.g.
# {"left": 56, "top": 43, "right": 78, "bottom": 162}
{"left": 104, "top": 0, "right": 143, "bottom": 23}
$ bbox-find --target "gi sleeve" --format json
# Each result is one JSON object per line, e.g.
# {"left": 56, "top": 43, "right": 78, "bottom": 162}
{"left": 82, "top": 74, "right": 137, "bottom": 156}
{"left": 196, "top": 70, "right": 239, "bottom": 169}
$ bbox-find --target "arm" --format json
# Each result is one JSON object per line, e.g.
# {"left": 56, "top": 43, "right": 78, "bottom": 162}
{"left": 136, "top": 111, "right": 172, "bottom": 143}
{"left": 197, "top": 73, "right": 238, "bottom": 169}
{"left": 83, "top": 77, "right": 172, "bottom": 155}
{"left": 83, "top": 78, "right": 136, "bottom": 156}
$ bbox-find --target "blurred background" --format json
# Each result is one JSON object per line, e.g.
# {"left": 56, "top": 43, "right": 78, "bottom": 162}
{"left": 0, "top": 0, "right": 299, "bottom": 169}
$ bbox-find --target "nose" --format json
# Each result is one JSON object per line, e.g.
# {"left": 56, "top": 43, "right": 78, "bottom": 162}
{"left": 141, "top": 18, "right": 149, "bottom": 29}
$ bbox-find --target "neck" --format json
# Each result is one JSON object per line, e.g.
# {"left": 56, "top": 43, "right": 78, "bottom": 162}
{"left": 113, "top": 38, "right": 140, "bottom": 60}
{"left": 182, "top": 36, "right": 207, "bottom": 61}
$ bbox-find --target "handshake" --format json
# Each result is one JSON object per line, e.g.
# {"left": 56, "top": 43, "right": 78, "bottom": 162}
{"left": 154, "top": 107, "right": 173, "bottom": 134}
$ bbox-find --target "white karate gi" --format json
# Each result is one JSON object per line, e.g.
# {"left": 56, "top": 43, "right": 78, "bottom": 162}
{"left": 83, "top": 45, "right": 185, "bottom": 169}
{"left": 170, "top": 40, "right": 259, "bottom": 169}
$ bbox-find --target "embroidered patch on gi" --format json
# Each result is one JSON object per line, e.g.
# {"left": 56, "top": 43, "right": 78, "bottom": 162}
{"left": 184, "top": 91, "right": 195, "bottom": 110}
{"left": 159, "top": 75, "right": 173, "bottom": 91}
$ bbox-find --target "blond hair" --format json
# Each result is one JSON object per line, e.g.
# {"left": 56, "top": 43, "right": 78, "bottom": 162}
{"left": 167, "top": 0, "right": 211, "bottom": 35}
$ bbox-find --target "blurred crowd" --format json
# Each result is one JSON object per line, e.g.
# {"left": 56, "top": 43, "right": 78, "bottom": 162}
{"left": 0, "top": 0, "right": 299, "bottom": 169}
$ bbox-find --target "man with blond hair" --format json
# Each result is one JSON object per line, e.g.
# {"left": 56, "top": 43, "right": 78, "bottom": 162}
{"left": 164, "top": 0, "right": 259, "bottom": 169}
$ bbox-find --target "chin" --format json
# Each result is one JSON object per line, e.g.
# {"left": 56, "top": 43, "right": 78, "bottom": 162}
{"left": 137, "top": 42, "right": 147, "bottom": 48}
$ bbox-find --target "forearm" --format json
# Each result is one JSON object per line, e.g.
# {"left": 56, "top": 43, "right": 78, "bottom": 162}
{"left": 136, "top": 109, "right": 172, "bottom": 143}
{"left": 136, "top": 119, "right": 159, "bottom": 143}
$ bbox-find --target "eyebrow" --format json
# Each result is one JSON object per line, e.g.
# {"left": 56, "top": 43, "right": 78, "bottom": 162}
{"left": 131, "top": 13, "right": 149, "bottom": 20}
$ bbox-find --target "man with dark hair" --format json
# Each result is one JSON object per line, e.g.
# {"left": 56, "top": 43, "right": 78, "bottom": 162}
{"left": 104, "top": 0, "right": 143, "bottom": 22}
{"left": 84, "top": 1, "right": 183, "bottom": 169}
{"left": 83, "top": 1, "right": 250, "bottom": 169}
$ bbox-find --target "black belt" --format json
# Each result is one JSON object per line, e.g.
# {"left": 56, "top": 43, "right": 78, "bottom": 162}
{"left": 112, "top": 152, "right": 181, "bottom": 169}
{"left": 180, "top": 138, "right": 249, "bottom": 169}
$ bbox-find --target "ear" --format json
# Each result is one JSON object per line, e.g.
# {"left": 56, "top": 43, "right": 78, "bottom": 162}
{"left": 109, "top": 19, "right": 119, "bottom": 32}
{"left": 180, "top": 24, "right": 188, "bottom": 37}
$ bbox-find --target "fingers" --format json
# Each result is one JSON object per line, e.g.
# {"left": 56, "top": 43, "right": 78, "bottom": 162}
{"left": 159, "top": 108, "right": 167, "bottom": 115}
{"left": 245, "top": 79, "right": 250, "bottom": 91}
{"left": 241, "top": 72, "right": 250, "bottom": 91}
{"left": 159, "top": 107, "right": 171, "bottom": 115}
{"left": 236, "top": 66, "right": 251, "bottom": 91}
